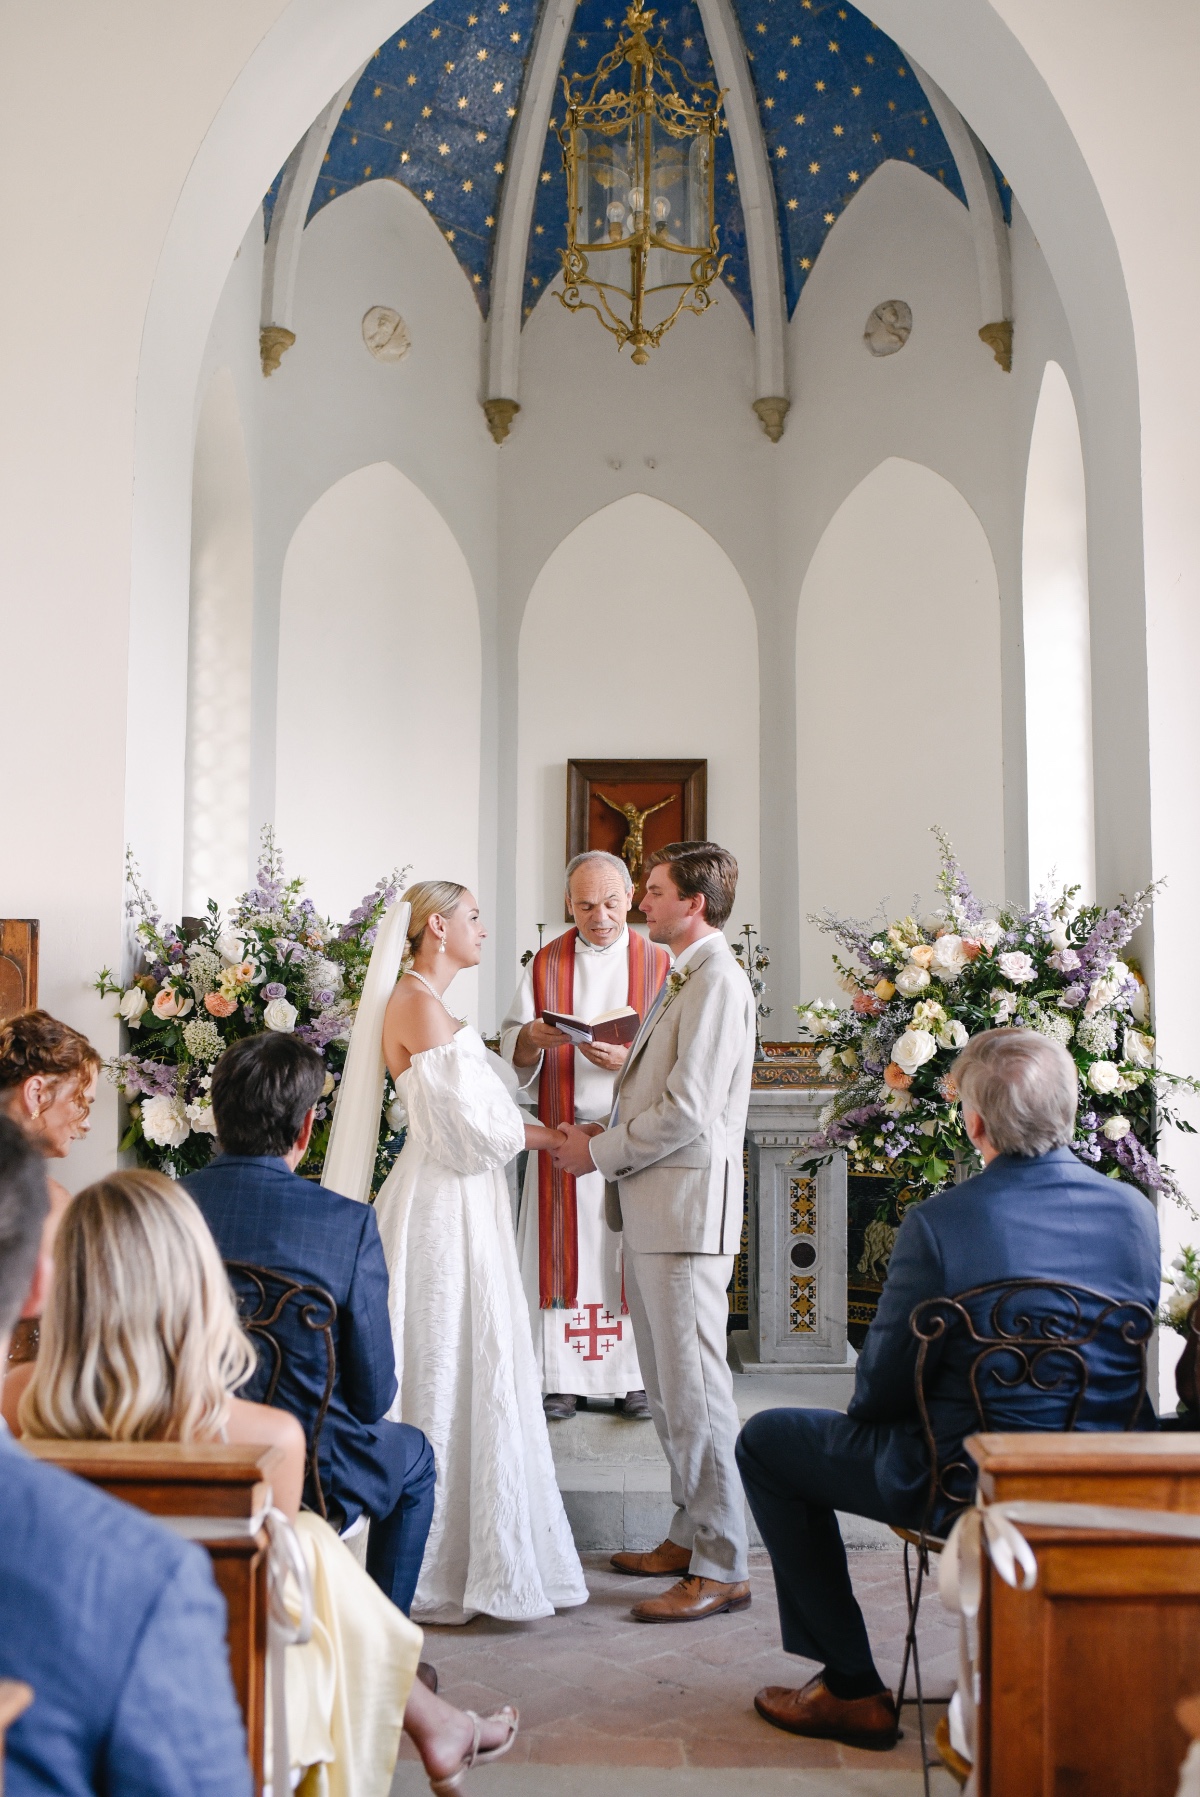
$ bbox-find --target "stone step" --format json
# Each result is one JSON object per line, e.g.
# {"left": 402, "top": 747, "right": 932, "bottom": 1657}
{"left": 548, "top": 1366, "right": 894, "bottom": 1552}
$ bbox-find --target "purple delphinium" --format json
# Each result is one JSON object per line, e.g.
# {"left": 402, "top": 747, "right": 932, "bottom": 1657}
{"left": 933, "top": 827, "right": 985, "bottom": 930}
{"left": 1112, "top": 1131, "right": 1166, "bottom": 1191}
{"left": 1075, "top": 887, "right": 1156, "bottom": 984}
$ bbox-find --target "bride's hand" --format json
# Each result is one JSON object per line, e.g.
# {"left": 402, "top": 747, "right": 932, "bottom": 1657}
{"left": 524, "top": 1123, "right": 565, "bottom": 1152}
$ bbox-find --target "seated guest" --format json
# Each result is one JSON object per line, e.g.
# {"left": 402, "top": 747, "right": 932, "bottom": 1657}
{"left": 183, "top": 1032, "right": 436, "bottom": 1616}
{"left": 8, "top": 1169, "right": 518, "bottom": 1796}
{"left": 0, "top": 1009, "right": 100, "bottom": 1363}
{"left": 0, "top": 1117, "right": 252, "bottom": 1795}
{"left": 736, "top": 1029, "right": 1160, "bottom": 1752}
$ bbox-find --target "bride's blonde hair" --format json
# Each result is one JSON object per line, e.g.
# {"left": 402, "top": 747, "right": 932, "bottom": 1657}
{"left": 20, "top": 1169, "right": 255, "bottom": 1444}
{"left": 402, "top": 881, "right": 467, "bottom": 967}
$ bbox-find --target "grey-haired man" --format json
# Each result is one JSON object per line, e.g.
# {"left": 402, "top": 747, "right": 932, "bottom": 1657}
{"left": 500, "top": 851, "right": 670, "bottom": 1421}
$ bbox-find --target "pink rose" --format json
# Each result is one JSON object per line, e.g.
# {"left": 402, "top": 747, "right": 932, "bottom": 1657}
{"left": 205, "top": 991, "right": 237, "bottom": 1018}
{"left": 152, "top": 987, "right": 193, "bottom": 1020}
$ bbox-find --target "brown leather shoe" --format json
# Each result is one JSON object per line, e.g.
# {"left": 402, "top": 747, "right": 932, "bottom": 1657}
{"left": 754, "top": 1676, "right": 898, "bottom": 1751}
{"left": 615, "top": 1388, "right": 652, "bottom": 1420}
{"left": 542, "top": 1392, "right": 577, "bottom": 1420}
{"left": 631, "top": 1574, "right": 751, "bottom": 1623}
{"left": 610, "top": 1538, "right": 692, "bottom": 1578}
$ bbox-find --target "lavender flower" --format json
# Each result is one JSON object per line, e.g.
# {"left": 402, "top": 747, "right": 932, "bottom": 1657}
{"left": 1112, "top": 1131, "right": 1166, "bottom": 1191}
{"left": 1059, "top": 984, "right": 1087, "bottom": 1009}
{"left": 262, "top": 982, "right": 287, "bottom": 1001}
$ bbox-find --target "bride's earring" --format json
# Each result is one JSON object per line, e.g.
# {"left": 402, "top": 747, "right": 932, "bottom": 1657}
{"left": 438, "top": 934, "right": 447, "bottom": 954}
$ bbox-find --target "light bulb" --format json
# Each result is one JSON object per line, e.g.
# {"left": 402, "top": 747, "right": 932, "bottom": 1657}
{"left": 652, "top": 196, "right": 670, "bottom": 223}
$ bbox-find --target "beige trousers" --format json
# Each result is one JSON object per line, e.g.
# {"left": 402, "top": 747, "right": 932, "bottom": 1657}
{"left": 623, "top": 1247, "right": 749, "bottom": 1583}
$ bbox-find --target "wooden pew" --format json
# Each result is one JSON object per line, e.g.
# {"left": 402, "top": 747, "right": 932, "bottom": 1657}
{"left": 968, "top": 1431, "right": 1200, "bottom": 1797}
{"left": 25, "top": 1440, "right": 280, "bottom": 1794}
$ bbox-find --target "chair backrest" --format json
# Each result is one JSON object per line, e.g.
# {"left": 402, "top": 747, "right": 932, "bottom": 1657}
{"left": 225, "top": 1260, "right": 337, "bottom": 1521}
{"left": 911, "top": 1278, "right": 1155, "bottom": 1527}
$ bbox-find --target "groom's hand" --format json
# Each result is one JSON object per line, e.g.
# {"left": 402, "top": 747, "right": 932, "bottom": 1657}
{"left": 554, "top": 1123, "right": 601, "bottom": 1176}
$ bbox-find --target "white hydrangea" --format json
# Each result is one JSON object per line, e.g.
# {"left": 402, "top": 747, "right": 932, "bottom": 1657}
{"left": 182, "top": 1018, "right": 225, "bottom": 1063}
{"left": 1035, "top": 1012, "right": 1074, "bottom": 1046}
{"left": 1076, "top": 1014, "right": 1118, "bottom": 1056}
{"left": 186, "top": 944, "right": 222, "bottom": 997}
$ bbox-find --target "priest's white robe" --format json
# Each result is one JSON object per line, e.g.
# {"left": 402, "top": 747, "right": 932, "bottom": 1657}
{"left": 500, "top": 929, "right": 645, "bottom": 1399}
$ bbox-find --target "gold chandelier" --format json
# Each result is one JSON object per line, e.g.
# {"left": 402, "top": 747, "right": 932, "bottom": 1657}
{"left": 556, "top": 4, "right": 726, "bottom": 364}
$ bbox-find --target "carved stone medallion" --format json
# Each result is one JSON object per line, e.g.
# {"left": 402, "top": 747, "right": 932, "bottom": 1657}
{"left": 361, "top": 307, "right": 411, "bottom": 362}
{"left": 863, "top": 299, "right": 912, "bottom": 357}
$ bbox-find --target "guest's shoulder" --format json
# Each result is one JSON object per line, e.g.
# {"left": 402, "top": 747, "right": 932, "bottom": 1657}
{"left": 0, "top": 1436, "right": 195, "bottom": 1588}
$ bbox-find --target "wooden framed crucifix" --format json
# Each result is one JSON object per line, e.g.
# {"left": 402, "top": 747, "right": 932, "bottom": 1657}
{"left": 565, "top": 759, "right": 707, "bottom": 922}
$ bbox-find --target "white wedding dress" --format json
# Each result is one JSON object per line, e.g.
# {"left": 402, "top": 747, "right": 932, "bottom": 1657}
{"left": 372, "top": 1025, "right": 588, "bottom": 1625}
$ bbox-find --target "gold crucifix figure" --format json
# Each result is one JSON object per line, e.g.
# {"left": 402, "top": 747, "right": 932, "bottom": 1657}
{"left": 597, "top": 791, "right": 677, "bottom": 878}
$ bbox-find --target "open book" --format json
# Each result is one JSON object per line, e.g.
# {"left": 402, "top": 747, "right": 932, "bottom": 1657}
{"left": 540, "top": 1005, "right": 641, "bottom": 1046}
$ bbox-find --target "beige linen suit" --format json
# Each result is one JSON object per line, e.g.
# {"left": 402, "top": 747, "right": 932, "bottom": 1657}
{"left": 590, "top": 932, "right": 755, "bottom": 1581}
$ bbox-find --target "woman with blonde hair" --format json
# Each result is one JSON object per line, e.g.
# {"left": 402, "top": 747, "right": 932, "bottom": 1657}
{"left": 4, "top": 1170, "right": 518, "bottom": 1796}
{"left": 363, "top": 882, "right": 587, "bottom": 1624}
{"left": 0, "top": 1008, "right": 101, "bottom": 1364}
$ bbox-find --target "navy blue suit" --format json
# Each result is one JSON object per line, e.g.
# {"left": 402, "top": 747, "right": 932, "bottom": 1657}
{"left": 185, "top": 1154, "right": 434, "bottom": 1612}
{"left": 0, "top": 1430, "right": 250, "bottom": 1797}
{"left": 736, "top": 1147, "right": 1161, "bottom": 1690}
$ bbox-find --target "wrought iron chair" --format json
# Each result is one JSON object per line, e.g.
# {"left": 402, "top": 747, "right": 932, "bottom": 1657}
{"left": 893, "top": 1278, "right": 1155, "bottom": 1795}
{"left": 225, "top": 1261, "right": 338, "bottom": 1522}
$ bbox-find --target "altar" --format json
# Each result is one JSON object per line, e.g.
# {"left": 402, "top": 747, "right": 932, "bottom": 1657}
{"left": 727, "top": 1045, "right": 855, "bottom": 1383}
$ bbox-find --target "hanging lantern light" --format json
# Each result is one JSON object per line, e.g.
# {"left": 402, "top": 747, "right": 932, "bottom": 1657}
{"left": 556, "top": 4, "right": 726, "bottom": 364}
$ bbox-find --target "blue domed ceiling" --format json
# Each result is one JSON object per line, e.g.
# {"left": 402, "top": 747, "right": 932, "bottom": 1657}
{"left": 264, "top": 0, "right": 1010, "bottom": 323}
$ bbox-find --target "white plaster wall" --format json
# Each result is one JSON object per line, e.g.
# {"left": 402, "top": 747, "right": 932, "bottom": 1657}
{"left": 275, "top": 460, "right": 482, "bottom": 1021}
{"left": 514, "top": 494, "right": 760, "bottom": 993}
{"left": 796, "top": 457, "right": 1004, "bottom": 997}
{"left": 184, "top": 366, "right": 255, "bottom": 916}
{"left": 1023, "top": 359, "right": 1095, "bottom": 903}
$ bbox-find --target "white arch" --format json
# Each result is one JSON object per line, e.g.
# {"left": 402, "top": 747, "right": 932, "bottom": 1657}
{"left": 275, "top": 460, "right": 482, "bottom": 1014}
{"left": 516, "top": 493, "right": 760, "bottom": 944}
{"left": 1024, "top": 360, "right": 1094, "bottom": 901}
{"left": 795, "top": 456, "right": 1004, "bottom": 988}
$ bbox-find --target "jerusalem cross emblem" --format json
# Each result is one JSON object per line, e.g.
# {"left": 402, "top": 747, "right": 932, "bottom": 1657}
{"left": 564, "top": 1304, "right": 622, "bottom": 1361}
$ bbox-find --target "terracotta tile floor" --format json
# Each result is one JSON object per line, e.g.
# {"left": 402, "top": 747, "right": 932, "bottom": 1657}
{"left": 391, "top": 1552, "right": 960, "bottom": 1795}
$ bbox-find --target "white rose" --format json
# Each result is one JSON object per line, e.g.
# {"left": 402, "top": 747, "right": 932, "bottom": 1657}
{"left": 1087, "top": 1060, "right": 1122, "bottom": 1094}
{"left": 891, "top": 1029, "right": 938, "bottom": 1076}
{"left": 216, "top": 931, "right": 247, "bottom": 965}
{"left": 990, "top": 988, "right": 1018, "bottom": 1022}
{"left": 1124, "top": 1029, "right": 1155, "bottom": 1069}
{"left": 263, "top": 998, "right": 298, "bottom": 1033}
{"left": 839, "top": 1048, "right": 859, "bottom": 1070}
{"left": 1102, "top": 1115, "right": 1131, "bottom": 1141}
{"left": 997, "top": 951, "right": 1036, "bottom": 985}
{"left": 386, "top": 1095, "right": 408, "bottom": 1131}
{"left": 975, "top": 920, "right": 1004, "bottom": 952}
{"left": 817, "top": 1045, "right": 839, "bottom": 1075}
{"left": 930, "top": 935, "right": 969, "bottom": 982}
{"left": 937, "top": 1019, "right": 969, "bottom": 1051}
{"left": 141, "top": 1094, "right": 191, "bottom": 1148}
{"left": 119, "top": 987, "right": 148, "bottom": 1027}
{"left": 894, "top": 964, "right": 931, "bottom": 998}
{"left": 186, "top": 1100, "right": 219, "bottom": 1136}
{"left": 1047, "top": 921, "right": 1071, "bottom": 952}
{"left": 883, "top": 1088, "right": 915, "bottom": 1114}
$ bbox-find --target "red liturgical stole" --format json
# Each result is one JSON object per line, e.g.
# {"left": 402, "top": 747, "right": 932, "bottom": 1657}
{"left": 530, "top": 928, "right": 669, "bottom": 1308}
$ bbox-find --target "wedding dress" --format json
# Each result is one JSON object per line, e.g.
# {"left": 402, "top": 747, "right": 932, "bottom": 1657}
{"left": 319, "top": 900, "right": 587, "bottom": 1627}
{"left": 374, "top": 1026, "right": 588, "bottom": 1624}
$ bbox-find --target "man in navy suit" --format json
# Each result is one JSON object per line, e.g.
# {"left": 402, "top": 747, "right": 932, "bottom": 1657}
{"left": 185, "top": 1032, "right": 434, "bottom": 1615}
{"left": 0, "top": 1114, "right": 252, "bottom": 1795}
{"left": 737, "top": 1028, "right": 1160, "bottom": 1751}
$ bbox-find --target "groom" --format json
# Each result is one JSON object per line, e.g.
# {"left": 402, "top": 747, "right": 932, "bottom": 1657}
{"left": 554, "top": 842, "right": 756, "bottom": 1623}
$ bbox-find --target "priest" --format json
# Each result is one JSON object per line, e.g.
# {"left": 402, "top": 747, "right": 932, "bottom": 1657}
{"left": 501, "top": 851, "right": 670, "bottom": 1420}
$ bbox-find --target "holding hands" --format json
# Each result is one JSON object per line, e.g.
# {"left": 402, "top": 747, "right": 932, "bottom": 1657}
{"left": 552, "top": 1122, "right": 605, "bottom": 1177}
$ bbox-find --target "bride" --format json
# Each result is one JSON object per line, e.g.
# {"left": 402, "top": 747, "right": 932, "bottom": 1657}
{"left": 325, "top": 880, "right": 587, "bottom": 1627}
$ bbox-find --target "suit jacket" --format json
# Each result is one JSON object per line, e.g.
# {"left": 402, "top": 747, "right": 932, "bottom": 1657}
{"left": 185, "top": 1154, "right": 400, "bottom": 1526}
{"left": 849, "top": 1146, "right": 1162, "bottom": 1517}
{"left": 590, "top": 934, "right": 756, "bottom": 1255}
{"left": 0, "top": 1430, "right": 250, "bottom": 1797}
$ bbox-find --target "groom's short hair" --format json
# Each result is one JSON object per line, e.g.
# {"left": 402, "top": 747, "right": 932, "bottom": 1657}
{"left": 646, "top": 842, "right": 738, "bottom": 929}
{"left": 211, "top": 1033, "right": 326, "bottom": 1157}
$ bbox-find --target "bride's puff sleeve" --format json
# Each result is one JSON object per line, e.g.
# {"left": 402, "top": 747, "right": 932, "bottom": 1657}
{"left": 403, "top": 1041, "right": 526, "bottom": 1176}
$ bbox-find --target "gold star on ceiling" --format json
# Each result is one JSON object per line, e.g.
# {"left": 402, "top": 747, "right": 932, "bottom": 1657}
{"left": 445, "top": 228, "right": 455, "bottom": 239}
{"left": 794, "top": 111, "right": 805, "bottom": 123}
{"left": 777, "top": 68, "right": 786, "bottom": 79}
{"left": 494, "top": 159, "right": 504, "bottom": 171}
{"left": 457, "top": 96, "right": 468, "bottom": 108}
{"left": 725, "top": 170, "right": 736, "bottom": 182}
{"left": 506, "top": 105, "right": 516, "bottom": 116}
{"left": 363, "top": 164, "right": 372, "bottom": 176}
{"left": 531, "top": 275, "right": 541, "bottom": 287}
{"left": 444, "top": 59, "right": 455, "bottom": 70}
{"left": 832, "top": 124, "right": 844, "bottom": 135}
{"left": 421, "top": 105, "right": 432, "bottom": 117}
{"left": 438, "top": 141, "right": 450, "bottom": 154}
{"left": 473, "top": 273, "right": 481, "bottom": 283}
{"left": 791, "top": 34, "right": 801, "bottom": 45}
{"left": 684, "top": 34, "right": 693, "bottom": 45}
{"left": 510, "top": 31, "right": 519, "bottom": 40}
{"left": 407, "top": 74, "right": 417, "bottom": 85}
{"left": 425, "top": 188, "right": 434, "bottom": 200}
{"left": 815, "top": 79, "right": 825, "bottom": 91}
{"left": 486, "top": 215, "right": 495, "bottom": 226}
{"left": 383, "top": 119, "right": 393, "bottom": 131}
{"left": 848, "top": 170, "right": 859, "bottom": 182}
{"left": 865, "top": 52, "right": 874, "bottom": 64}
{"left": 401, "top": 149, "right": 410, "bottom": 162}
{"left": 871, "top": 130, "right": 881, "bottom": 142}
{"left": 851, "top": 84, "right": 861, "bottom": 95}
{"left": 828, "top": 40, "right": 839, "bottom": 52}
{"left": 897, "top": 65, "right": 907, "bottom": 76}
{"left": 775, "top": 145, "right": 787, "bottom": 157}
{"left": 755, "top": 20, "right": 766, "bottom": 32}
{"left": 540, "top": 169, "right": 551, "bottom": 181}
{"left": 823, "top": 210, "right": 835, "bottom": 223}
{"left": 764, "top": 96, "right": 774, "bottom": 108}
{"left": 431, "top": 25, "right": 441, "bottom": 37}
{"left": 373, "top": 85, "right": 382, "bottom": 97}
{"left": 397, "top": 36, "right": 407, "bottom": 48}
{"left": 463, "top": 178, "right": 473, "bottom": 190}
{"left": 350, "top": 133, "right": 358, "bottom": 145}
{"left": 535, "top": 223, "right": 544, "bottom": 233}
{"left": 493, "top": 80, "right": 504, "bottom": 92}
{"left": 799, "top": 256, "right": 812, "bottom": 269}
{"left": 786, "top": 196, "right": 798, "bottom": 209}
{"left": 808, "top": 159, "right": 820, "bottom": 173}
{"left": 476, "top": 130, "right": 487, "bottom": 141}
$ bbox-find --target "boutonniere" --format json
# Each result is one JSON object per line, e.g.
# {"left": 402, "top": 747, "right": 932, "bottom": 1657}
{"left": 661, "top": 966, "right": 692, "bottom": 1011}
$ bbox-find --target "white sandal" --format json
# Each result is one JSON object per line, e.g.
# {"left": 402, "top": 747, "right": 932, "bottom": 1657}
{"left": 427, "top": 1705, "right": 519, "bottom": 1794}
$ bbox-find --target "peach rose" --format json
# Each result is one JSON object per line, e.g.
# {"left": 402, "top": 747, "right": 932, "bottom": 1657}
{"left": 151, "top": 987, "right": 193, "bottom": 1021}
{"left": 852, "top": 991, "right": 884, "bottom": 1017}
{"left": 961, "top": 940, "right": 983, "bottom": 961}
{"left": 884, "top": 1061, "right": 914, "bottom": 1091}
{"left": 205, "top": 991, "right": 237, "bottom": 1018}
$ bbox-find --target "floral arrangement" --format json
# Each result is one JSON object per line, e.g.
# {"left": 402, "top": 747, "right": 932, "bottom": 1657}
{"left": 795, "top": 830, "right": 1197, "bottom": 1248}
{"left": 1161, "top": 1246, "right": 1200, "bottom": 1337}
{"left": 95, "top": 833, "right": 407, "bottom": 1189}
